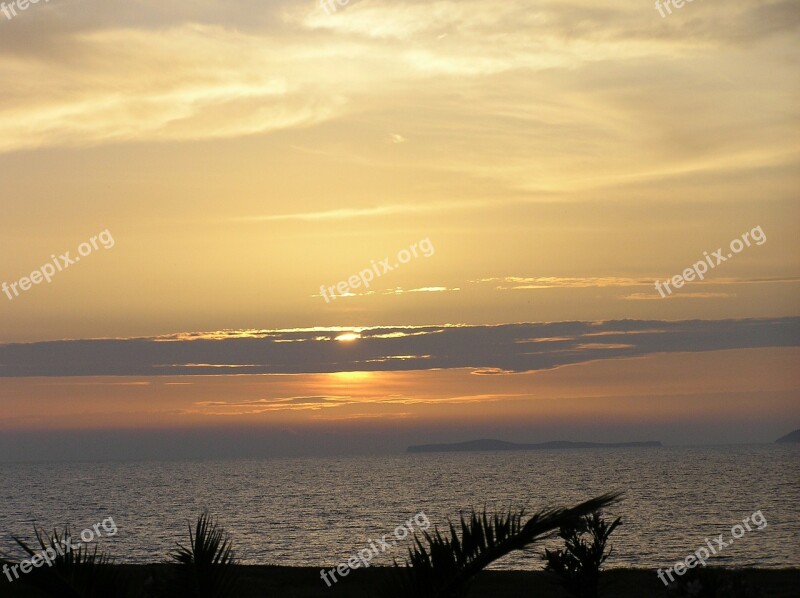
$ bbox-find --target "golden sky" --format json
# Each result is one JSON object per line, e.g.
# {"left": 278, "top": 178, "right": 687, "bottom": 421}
{"left": 0, "top": 0, "right": 798, "bottom": 457}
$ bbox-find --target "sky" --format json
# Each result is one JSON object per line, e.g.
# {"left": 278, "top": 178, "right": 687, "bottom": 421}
{"left": 0, "top": 0, "right": 798, "bottom": 460}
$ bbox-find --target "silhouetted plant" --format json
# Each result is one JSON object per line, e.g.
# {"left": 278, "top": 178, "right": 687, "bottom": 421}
{"left": 392, "top": 491, "right": 622, "bottom": 598}
{"left": 542, "top": 511, "right": 621, "bottom": 598}
{"left": 6, "top": 526, "right": 130, "bottom": 597}
{"left": 168, "top": 512, "right": 239, "bottom": 598}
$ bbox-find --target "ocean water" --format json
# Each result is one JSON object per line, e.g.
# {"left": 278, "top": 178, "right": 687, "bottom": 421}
{"left": 1, "top": 445, "right": 798, "bottom": 570}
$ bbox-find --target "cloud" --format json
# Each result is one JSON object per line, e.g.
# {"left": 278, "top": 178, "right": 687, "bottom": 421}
{"left": 480, "top": 276, "right": 655, "bottom": 289}
{"left": 231, "top": 201, "right": 489, "bottom": 222}
{"left": 623, "top": 292, "right": 734, "bottom": 301}
{"left": 191, "top": 390, "right": 522, "bottom": 415}
{"left": 0, "top": 317, "right": 797, "bottom": 377}
{"left": 0, "top": 22, "right": 359, "bottom": 153}
{"left": 315, "top": 286, "right": 460, "bottom": 299}
{"left": 479, "top": 276, "right": 800, "bottom": 291}
{"left": 191, "top": 395, "right": 357, "bottom": 414}
{"left": 1, "top": 0, "right": 794, "bottom": 164}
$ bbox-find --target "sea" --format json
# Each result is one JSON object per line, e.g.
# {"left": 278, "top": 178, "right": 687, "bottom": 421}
{"left": 1, "top": 444, "right": 798, "bottom": 570}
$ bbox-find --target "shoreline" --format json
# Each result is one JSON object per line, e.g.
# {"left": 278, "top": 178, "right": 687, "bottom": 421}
{"left": 2, "top": 566, "right": 799, "bottom": 597}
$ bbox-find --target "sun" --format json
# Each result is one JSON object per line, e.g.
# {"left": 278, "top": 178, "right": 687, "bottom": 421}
{"left": 334, "top": 332, "right": 361, "bottom": 342}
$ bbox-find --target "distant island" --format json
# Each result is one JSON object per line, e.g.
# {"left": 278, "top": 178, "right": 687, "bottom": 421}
{"left": 775, "top": 429, "right": 800, "bottom": 443}
{"left": 407, "top": 439, "right": 662, "bottom": 453}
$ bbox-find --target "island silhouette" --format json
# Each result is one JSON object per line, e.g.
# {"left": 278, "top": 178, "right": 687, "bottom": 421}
{"left": 407, "top": 439, "right": 662, "bottom": 453}
{"left": 776, "top": 429, "right": 800, "bottom": 443}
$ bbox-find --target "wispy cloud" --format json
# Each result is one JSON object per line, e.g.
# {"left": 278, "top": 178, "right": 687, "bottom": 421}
{"left": 312, "top": 286, "right": 460, "bottom": 299}
{"left": 479, "top": 276, "right": 800, "bottom": 291}
{"left": 0, "top": 24, "right": 351, "bottom": 153}
{"left": 479, "top": 276, "right": 654, "bottom": 289}
{"left": 191, "top": 395, "right": 356, "bottom": 415}
{"left": 623, "top": 292, "right": 734, "bottom": 301}
{"left": 231, "top": 200, "right": 489, "bottom": 222}
{"left": 190, "top": 390, "right": 523, "bottom": 415}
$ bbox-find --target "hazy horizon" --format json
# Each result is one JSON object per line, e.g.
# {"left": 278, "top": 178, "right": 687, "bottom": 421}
{"left": 1, "top": 0, "right": 798, "bottom": 462}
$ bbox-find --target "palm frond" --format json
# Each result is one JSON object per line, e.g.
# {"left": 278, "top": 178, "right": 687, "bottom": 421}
{"left": 169, "top": 511, "right": 239, "bottom": 598}
{"left": 396, "top": 491, "right": 623, "bottom": 598}
{"left": 8, "top": 526, "right": 129, "bottom": 597}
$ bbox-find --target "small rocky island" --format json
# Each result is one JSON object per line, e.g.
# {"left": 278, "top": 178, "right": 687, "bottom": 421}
{"left": 407, "top": 439, "right": 662, "bottom": 453}
{"left": 775, "top": 429, "right": 800, "bottom": 443}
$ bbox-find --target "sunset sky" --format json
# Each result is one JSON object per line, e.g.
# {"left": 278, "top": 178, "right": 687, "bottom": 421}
{"left": 1, "top": 0, "right": 798, "bottom": 460}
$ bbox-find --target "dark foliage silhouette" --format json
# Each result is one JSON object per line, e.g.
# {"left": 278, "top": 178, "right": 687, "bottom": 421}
{"left": 392, "top": 491, "right": 623, "bottom": 598}
{"left": 542, "top": 510, "right": 621, "bottom": 598}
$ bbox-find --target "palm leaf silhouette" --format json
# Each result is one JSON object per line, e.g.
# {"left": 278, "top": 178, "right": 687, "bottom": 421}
{"left": 7, "top": 526, "right": 129, "bottom": 597}
{"left": 395, "top": 491, "right": 623, "bottom": 597}
{"left": 169, "top": 512, "right": 239, "bottom": 598}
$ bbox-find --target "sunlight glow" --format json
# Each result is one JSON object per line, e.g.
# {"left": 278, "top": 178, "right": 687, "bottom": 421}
{"left": 329, "top": 371, "right": 373, "bottom": 382}
{"left": 335, "top": 332, "right": 361, "bottom": 342}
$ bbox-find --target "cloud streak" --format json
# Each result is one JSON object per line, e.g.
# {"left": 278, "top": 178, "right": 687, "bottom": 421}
{"left": 0, "top": 317, "right": 797, "bottom": 377}
{"left": 231, "top": 201, "right": 490, "bottom": 222}
{"left": 480, "top": 276, "right": 800, "bottom": 290}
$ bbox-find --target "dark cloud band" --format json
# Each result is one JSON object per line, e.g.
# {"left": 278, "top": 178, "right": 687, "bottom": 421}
{"left": 0, "top": 317, "right": 797, "bottom": 377}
